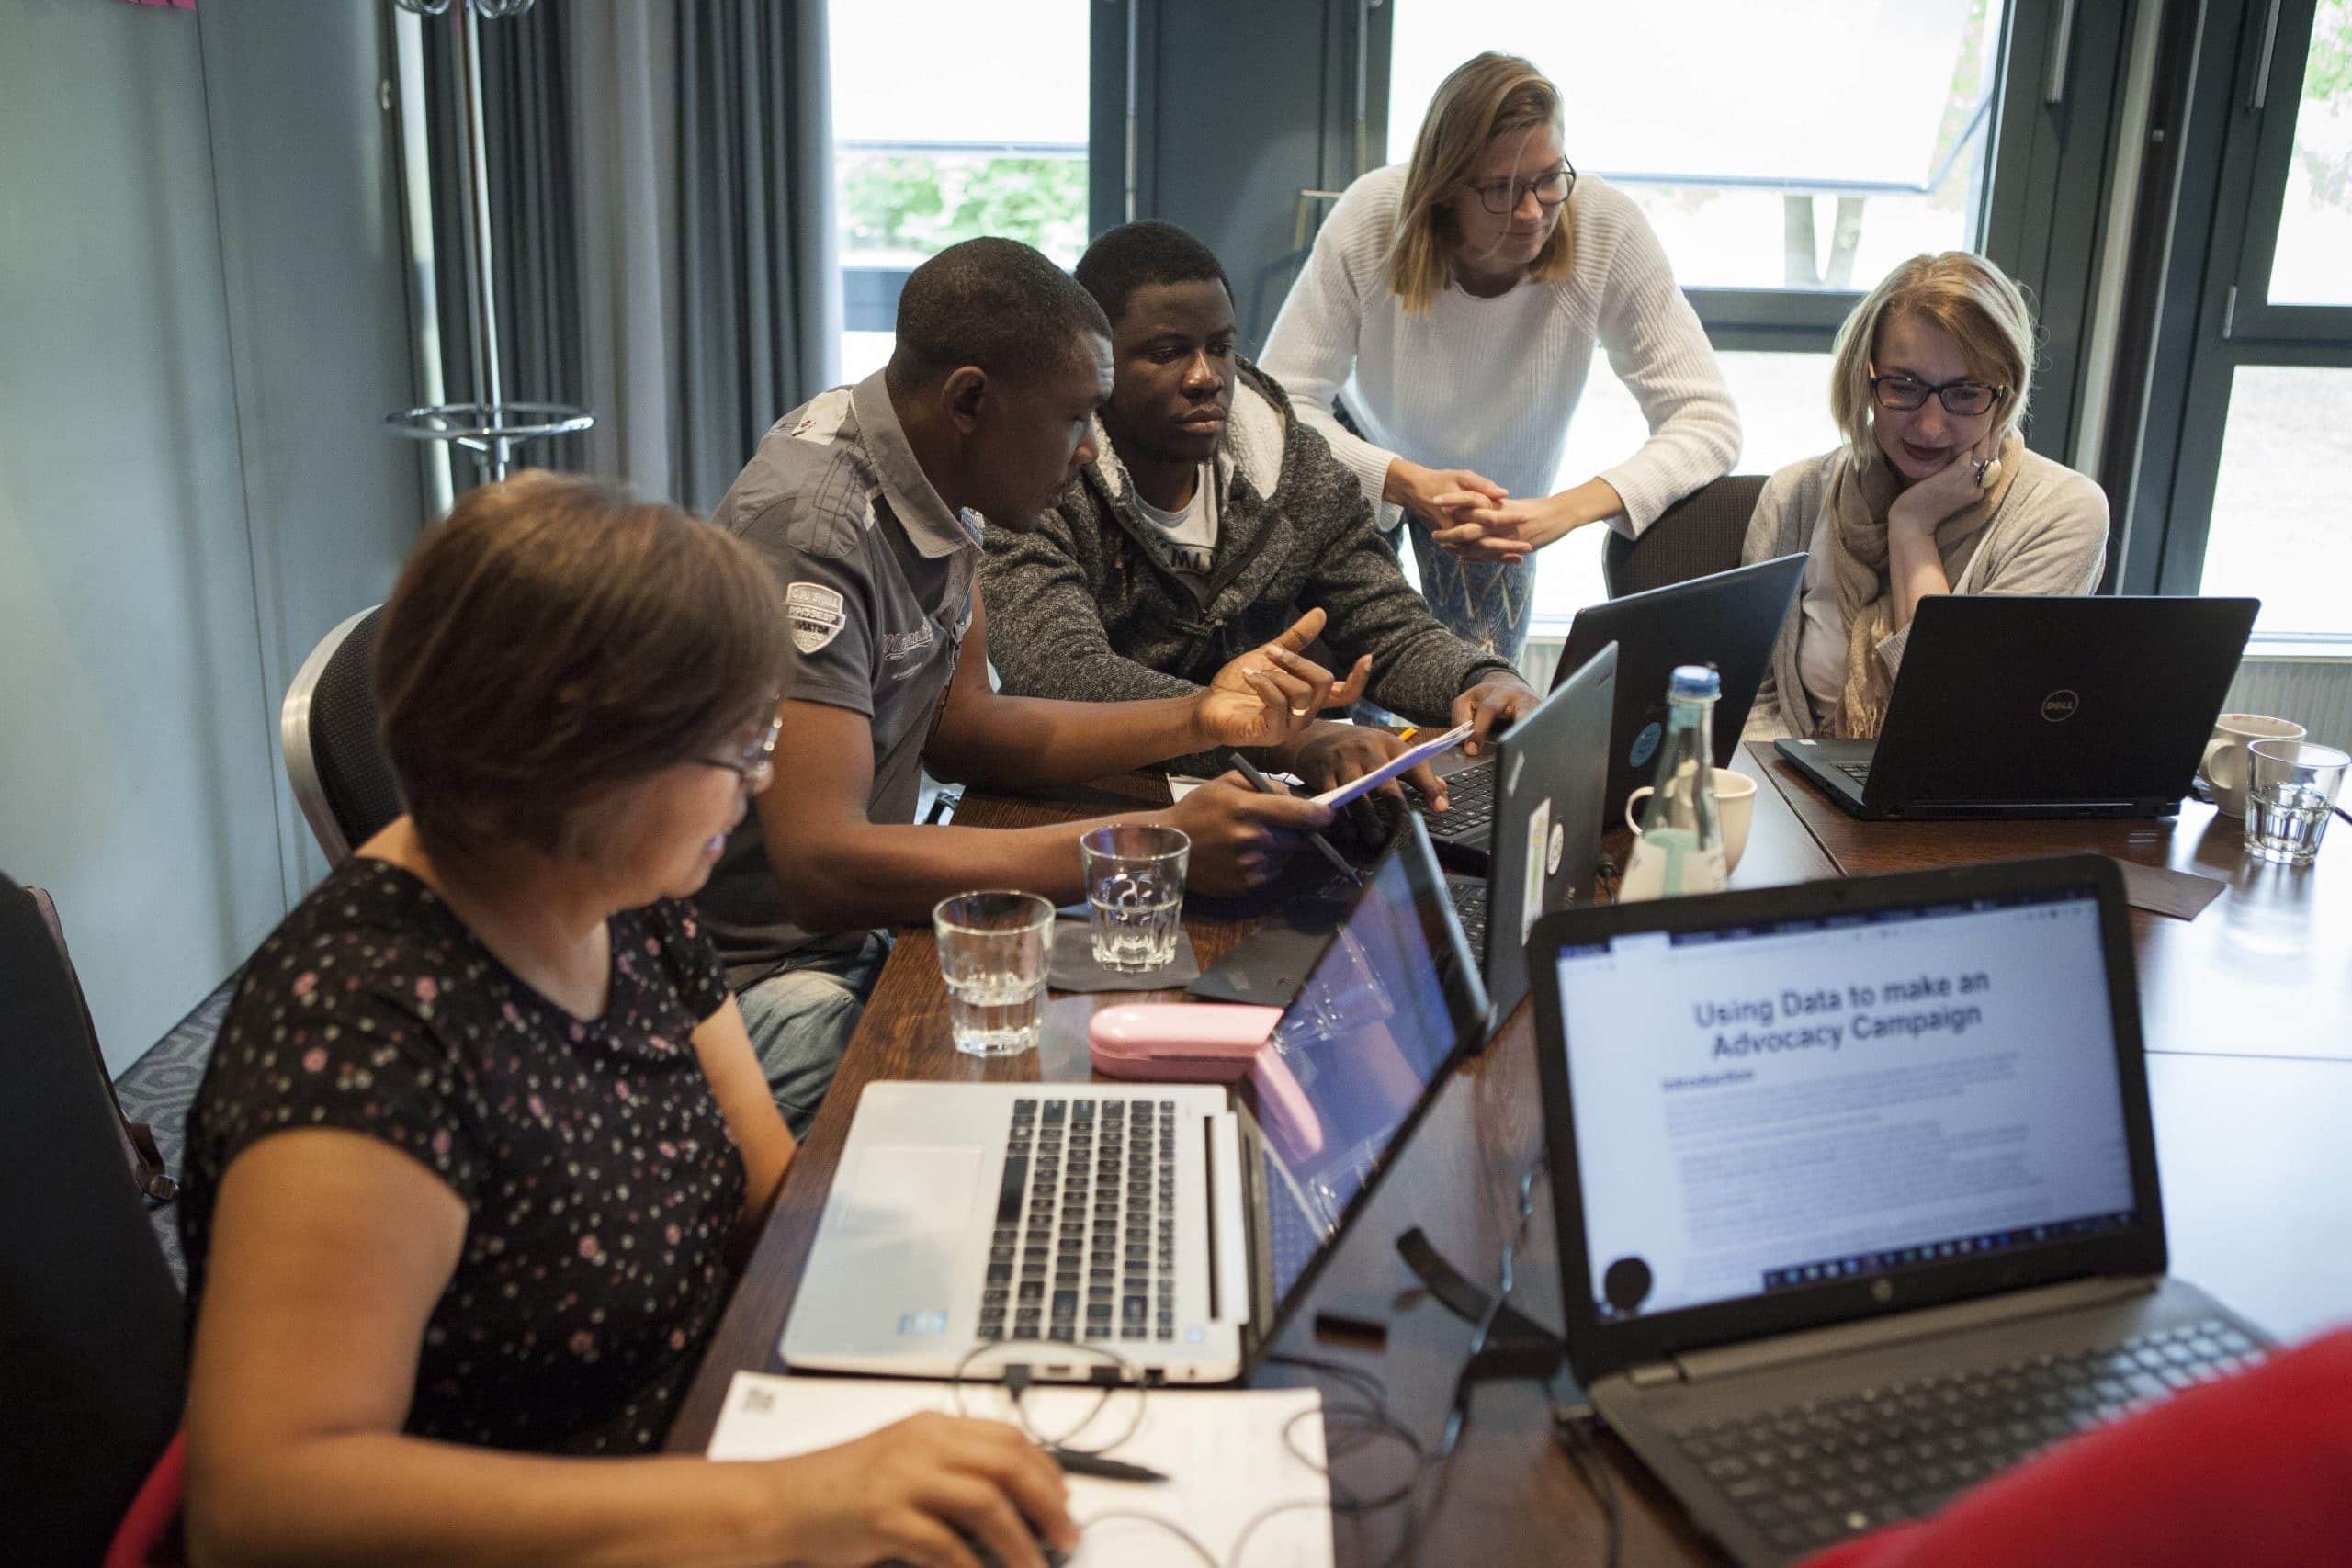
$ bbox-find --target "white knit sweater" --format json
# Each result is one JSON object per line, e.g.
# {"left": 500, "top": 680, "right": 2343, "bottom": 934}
{"left": 1261, "top": 164, "right": 1740, "bottom": 536}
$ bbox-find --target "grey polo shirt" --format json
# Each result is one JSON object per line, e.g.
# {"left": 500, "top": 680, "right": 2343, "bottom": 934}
{"left": 696, "top": 372, "right": 979, "bottom": 987}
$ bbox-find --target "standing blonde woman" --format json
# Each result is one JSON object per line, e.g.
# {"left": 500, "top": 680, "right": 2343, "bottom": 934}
{"left": 1743, "top": 252, "right": 2109, "bottom": 740}
{"left": 1262, "top": 51, "right": 1739, "bottom": 663}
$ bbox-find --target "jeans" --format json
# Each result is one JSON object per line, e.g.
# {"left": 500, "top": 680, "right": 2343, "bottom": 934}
{"left": 736, "top": 931, "right": 890, "bottom": 1136}
{"left": 1403, "top": 517, "right": 1536, "bottom": 668}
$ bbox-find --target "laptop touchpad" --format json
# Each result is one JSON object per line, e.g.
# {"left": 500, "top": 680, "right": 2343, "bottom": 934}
{"left": 850, "top": 1145, "right": 985, "bottom": 1226}
{"left": 799, "top": 1145, "right": 987, "bottom": 1348}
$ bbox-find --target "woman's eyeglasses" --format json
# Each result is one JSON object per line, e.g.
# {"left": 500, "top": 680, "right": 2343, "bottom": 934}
{"left": 1869, "top": 373, "right": 2006, "bottom": 418}
{"left": 704, "top": 713, "right": 781, "bottom": 791}
{"left": 1467, "top": 161, "right": 1575, "bottom": 216}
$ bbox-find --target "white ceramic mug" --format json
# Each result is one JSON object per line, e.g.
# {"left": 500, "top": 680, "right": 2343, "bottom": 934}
{"left": 1625, "top": 768, "right": 1758, "bottom": 875}
{"left": 2199, "top": 713, "right": 2305, "bottom": 817}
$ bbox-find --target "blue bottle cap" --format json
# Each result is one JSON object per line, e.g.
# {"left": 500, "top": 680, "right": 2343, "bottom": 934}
{"left": 1669, "top": 664, "right": 1721, "bottom": 700}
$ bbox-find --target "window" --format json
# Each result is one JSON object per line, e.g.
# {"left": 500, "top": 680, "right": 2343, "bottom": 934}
{"left": 2268, "top": 1, "right": 2352, "bottom": 307}
{"left": 827, "top": 2, "right": 1091, "bottom": 382}
{"left": 1529, "top": 353, "right": 1838, "bottom": 624}
{"left": 2132, "top": 0, "right": 2352, "bottom": 636}
{"left": 1386, "top": 2, "right": 2006, "bottom": 291}
{"left": 2196, "top": 368, "right": 2352, "bottom": 636}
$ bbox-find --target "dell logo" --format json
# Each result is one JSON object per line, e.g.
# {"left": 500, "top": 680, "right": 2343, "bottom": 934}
{"left": 2040, "top": 689, "right": 2081, "bottom": 723}
{"left": 1871, "top": 1279, "right": 1894, "bottom": 1304}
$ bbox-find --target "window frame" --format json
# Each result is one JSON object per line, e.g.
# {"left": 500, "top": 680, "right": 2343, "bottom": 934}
{"left": 2121, "top": 0, "right": 2352, "bottom": 631}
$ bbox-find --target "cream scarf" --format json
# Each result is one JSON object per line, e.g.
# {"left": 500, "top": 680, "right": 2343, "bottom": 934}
{"left": 1825, "top": 431, "right": 2021, "bottom": 739}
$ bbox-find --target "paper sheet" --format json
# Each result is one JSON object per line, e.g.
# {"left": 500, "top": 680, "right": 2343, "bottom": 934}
{"left": 1309, "top": 722, "right": 1474, "bottom": 808}
{"left": 709, "top": 1372, "right": 1333, "bottom": 1567}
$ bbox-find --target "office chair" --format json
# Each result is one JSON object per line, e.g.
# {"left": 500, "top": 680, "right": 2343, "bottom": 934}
{"left": 1601, "top": 473, "right": 1769, "bottom": 599}
{"left": 281, "top": 605, "right": 401, "bottom": 862}
{"left": 0, "top": 875, "right": 187, "bottom": 1563}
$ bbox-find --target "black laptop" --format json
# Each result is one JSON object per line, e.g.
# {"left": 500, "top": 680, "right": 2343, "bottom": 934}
{"left": 1494, "top": 554, "right": 1804, "bottom": 834}
{"left": 1527, "top": 855, "right": 2270, "bottom": 1565}
{"left": 1775, "top": 595, "right": 2259, "bottom": 819}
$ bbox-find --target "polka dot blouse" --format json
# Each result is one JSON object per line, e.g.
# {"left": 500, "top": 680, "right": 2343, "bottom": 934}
{"left": 181, "top": 857, "right": 745, "bottom": 1455}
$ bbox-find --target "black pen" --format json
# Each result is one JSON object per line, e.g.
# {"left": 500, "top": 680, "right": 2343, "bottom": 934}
{"left": 1227, "top": 752, "right": 1361, "bottom": 884}
{"left": 1047, "top": 1446, "right": 1170, "bottom": 1483}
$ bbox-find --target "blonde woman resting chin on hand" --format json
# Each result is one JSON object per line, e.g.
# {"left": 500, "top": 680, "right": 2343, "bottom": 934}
{"left": 175, "top": 472, "right": 1075, "bottom": 1568}
{"left": 1742, "top": 252, "right": 2110, "bottom": 742}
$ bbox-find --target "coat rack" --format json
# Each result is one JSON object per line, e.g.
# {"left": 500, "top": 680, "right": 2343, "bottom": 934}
{"left": 384, "top": 0, "right": 593, "bottom": 482}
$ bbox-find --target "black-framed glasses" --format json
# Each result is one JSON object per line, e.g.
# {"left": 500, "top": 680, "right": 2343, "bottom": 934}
{"left": 1467, "top": 160, "right": 1575, "bottom": 216}
{"left": 1869, "top": 373, "right": 2006, "bottom": 417}
{"left": 704, "top": 713, "right": 780, "bottom": 791}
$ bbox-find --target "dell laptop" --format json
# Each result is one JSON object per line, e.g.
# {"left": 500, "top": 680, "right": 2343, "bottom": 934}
{"left": 1776, "top": 594, "right": 2259, "bottom": 819}
{"left": 1527, "top": 855, "right": 2270, "bottom": 1564}
{"left": 782, "top": 814, "right": 1489, "bottom": 1383}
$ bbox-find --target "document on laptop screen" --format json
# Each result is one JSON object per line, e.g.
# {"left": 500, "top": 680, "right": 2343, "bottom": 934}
{"left": 1553, "top": 889, "right": 2138, "bottom": 1320}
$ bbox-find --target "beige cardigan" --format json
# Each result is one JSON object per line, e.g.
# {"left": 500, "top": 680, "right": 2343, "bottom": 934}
{"left": 1741, "top": 446, "right": 2110, "bottom": 740}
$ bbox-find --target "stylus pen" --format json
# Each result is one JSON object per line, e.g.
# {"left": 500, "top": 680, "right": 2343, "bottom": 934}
{"left": 1048, "top": 1446, "right": 1170, "bottom": 1483}
{"left": 1227, "top": 751, "right": 1361, "bottom": 884}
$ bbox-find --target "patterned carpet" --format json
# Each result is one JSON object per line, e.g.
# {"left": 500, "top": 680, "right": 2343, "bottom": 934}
{"left": 115, "top": 979, "right": 233, "bottom": 1290}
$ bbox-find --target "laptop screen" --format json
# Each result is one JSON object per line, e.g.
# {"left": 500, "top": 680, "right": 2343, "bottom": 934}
{"left": 1243, "top": 829, "right": 1477, "bottom": 1309}
{"left": 1552, "top": 885, "right": 2138, "bottom": 1322}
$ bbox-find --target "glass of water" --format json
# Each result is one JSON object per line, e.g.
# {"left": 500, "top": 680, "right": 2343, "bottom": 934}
{"left": 2244, "top": 739, "right": 2349, "bottom": 865}
{"left": 1079, "top": 823, "right": 1191, "bottom": 973}
{"left": 933, "top": 891, "right": 1054, "bottom": 1055}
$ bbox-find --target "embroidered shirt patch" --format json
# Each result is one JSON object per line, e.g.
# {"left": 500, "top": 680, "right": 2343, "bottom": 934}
{"left": 786, "top": 581, "right": 847, "bottom": 654}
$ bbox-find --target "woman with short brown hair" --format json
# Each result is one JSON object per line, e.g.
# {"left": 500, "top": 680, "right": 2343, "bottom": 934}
{"left": 178, "top": 472, "right": 1075, "bottom": 1565}
{"left": 1262, "top": 51, "right": 1739, "bottom": 664}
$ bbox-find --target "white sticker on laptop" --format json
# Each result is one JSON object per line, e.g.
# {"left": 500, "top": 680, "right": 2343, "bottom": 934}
{"left": 786, "top": 581, "right": 846, "bottom": 653}
{"left": 1522, "top": 796, "right": 1551, "bottom": 943}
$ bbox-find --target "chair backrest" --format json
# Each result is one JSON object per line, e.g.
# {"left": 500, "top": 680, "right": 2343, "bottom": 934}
{"left": 0, "top": 875, "right": 187, "bottom": 1562}
{"left": 1601, "top": 474, "right": 1770, "bottom": 599}
{"left": 282, "top": 604, "right": 401, "bottom": 862}
{"left": 24, "top": 887, "right": 176, "bottom": 1201}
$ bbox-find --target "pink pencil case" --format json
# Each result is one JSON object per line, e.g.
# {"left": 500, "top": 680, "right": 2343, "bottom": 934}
{"left": 1087, "top": 1003, "right": 1283, "bottom": 1081}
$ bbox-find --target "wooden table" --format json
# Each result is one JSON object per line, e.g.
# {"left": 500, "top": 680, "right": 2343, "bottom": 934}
{"left": 673, "top": 753, "right": 2352, "bottom": 1564}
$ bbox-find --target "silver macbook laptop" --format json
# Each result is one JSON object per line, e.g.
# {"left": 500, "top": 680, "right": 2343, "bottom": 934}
{"left": 782, "top": 814, "right": 1489, "bottom": 1382}
{"left": 1427, "top": 641, "right": 1616, "bottom": 1021}
{"left": 1528, "top": 855, "right": 2269, "bottom": 1563}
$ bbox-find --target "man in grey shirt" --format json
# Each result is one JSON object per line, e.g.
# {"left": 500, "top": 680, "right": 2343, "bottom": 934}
{"left": 699, "top": 239, "right": 1345, "bottom": 1130}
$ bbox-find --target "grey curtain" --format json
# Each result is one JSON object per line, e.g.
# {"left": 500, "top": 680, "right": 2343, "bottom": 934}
{"left": 422, "top": 0, "right": 839, "bottom": 511}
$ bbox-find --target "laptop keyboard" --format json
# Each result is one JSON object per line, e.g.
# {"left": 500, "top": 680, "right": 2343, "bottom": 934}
{"left": 1669, "top": 1320, "right": 2263, "bottom": 1553}
{"left": 1449, "top": 881, "right": 1490, "bottom": 953}
{"left": 1411, "top": 760, "right": 1495, "bottom": 838}
{"left": 977, "top": 1097, "right": 1180, "bottom": 1346}
{"left": 1836, "top": 761, "right": 1872, "bottom": 783}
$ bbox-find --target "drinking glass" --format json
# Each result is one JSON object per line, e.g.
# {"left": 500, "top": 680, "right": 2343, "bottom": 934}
{"left": 2244, "top": 739, "right": 2349, "bottom": 865}
{"left": 933, "top": 891, "right": 1054, "bottom": 1055}
{"left": 1079, "top": 824, "right": 1191, "bottom": 972}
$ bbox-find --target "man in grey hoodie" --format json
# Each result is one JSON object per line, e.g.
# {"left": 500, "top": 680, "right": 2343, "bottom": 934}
{"left": 983, "top": 221, "right": 1541, "bottom": 804}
